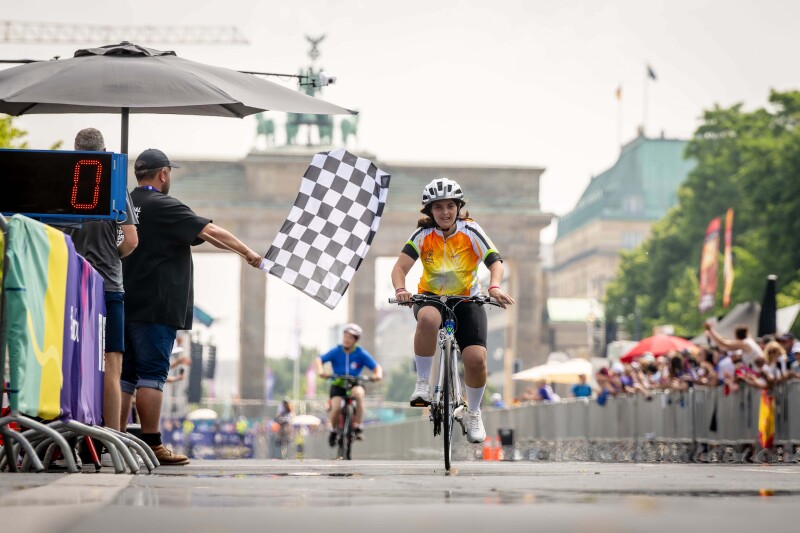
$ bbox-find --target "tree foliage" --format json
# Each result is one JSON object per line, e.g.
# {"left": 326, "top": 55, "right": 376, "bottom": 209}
{"left": 0, "top": 115, "right": 28, "bottom": 148}
{"left": 605, "top": 90, "right": 800, "bottom": 336}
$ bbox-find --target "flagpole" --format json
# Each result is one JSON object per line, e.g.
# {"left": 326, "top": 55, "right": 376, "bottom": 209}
{"left": 617, "top": 86, "right": 623, "bottom": 148}
{"left": 642, "top": 66, "right": 648, "bottom": 138}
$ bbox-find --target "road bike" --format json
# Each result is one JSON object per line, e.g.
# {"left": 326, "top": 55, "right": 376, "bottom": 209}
{"left": 329, "top": 375, "right": 375, "bottom": 460}
{"left": 390, "top": 294, "right": 502, "bottom": 471}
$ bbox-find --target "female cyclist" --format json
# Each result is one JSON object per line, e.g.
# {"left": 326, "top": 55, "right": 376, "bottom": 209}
{"left": 391, "top": 177, "right": 514, "bottom": 443}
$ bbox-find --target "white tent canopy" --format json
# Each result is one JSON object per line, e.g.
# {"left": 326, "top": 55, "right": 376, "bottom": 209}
{"left": 512, "top": 358, "right": 593, "bottom": 384}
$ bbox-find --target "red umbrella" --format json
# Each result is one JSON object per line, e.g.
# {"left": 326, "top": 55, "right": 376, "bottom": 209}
{"left": 620, "top": 335, "right": 697, "bottom": 363}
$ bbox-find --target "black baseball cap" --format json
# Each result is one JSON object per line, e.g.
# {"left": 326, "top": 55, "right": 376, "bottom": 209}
{"left": 134, "top": 148, "right": 181, "bottom": 171}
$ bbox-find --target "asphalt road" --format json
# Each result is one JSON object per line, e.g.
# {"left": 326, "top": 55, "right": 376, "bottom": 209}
{"left": 2, "top": 460, "right": 799, "bottom": 533}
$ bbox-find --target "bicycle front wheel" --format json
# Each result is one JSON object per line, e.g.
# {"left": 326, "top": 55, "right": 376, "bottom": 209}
{"left": 442, "top": 338, "right": 454, "bottom": 471}
{"left": 339, "top": 405, "right": 353, "bottom": 460}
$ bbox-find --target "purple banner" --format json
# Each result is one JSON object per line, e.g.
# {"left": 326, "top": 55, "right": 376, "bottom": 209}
{"left": 76, "top": 260, "right": 105, "bottom": 425}
{"left": 59, "top": 236, "right": 81, "bottom": 421}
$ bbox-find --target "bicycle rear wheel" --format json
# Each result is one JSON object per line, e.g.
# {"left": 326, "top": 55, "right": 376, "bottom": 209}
{"left": 442, "top": 338, "right": 454, "bottom": 471}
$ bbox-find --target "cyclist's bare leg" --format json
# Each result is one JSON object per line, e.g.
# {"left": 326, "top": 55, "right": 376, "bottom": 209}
{"left": 352, "top": 386, "right": 366, "bottom": 425}
{"left": 414, "top": 306, "right": 440, "bottom": 357}
{"left": 462, "top": 345, "right": 487, "bottom": 387}
{"left": 329, "top": 396, "right": 343, "bottom": 429}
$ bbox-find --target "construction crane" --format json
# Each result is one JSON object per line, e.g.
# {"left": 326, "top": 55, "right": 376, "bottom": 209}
{"left": 0, "top": 19, "right": 249, "bottom": 45}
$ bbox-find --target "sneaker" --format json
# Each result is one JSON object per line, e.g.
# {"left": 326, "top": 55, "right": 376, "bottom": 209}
{"left": 328, "top": 430, "right": 337, "bottom": 447}
{"left": 150, "top": 445, "right": 189, "bottom": 466}
{"left": 354, "top": 426, "right": 364, "bottom": 441}
{"left": 409, "top": 377, "right": 431, "bottom": 407}
{"left": 465, "top": 410, "right": 486, "bottom": 443}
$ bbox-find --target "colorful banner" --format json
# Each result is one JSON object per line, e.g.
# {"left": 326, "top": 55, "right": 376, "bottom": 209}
{"left": 76, "top": 260, "right": 105, "bottom": 425}
{"left": 698, "top": 217, "right": 721, "bottom": 313}
{"left": 722, "top": 208, "right": 735, "bottom": 308}
{"left": 5, "top": 215, "right": 69, "bottom": 418}
{"left": 3, "top": 214, "right": 105, "bottom": 422}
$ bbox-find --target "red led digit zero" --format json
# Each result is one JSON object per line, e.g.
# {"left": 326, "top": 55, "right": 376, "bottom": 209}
{"left": 71, "top": 159, "right": 103, "bottom": 210}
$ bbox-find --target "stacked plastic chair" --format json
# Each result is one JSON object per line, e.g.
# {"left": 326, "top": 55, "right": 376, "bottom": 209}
{"left": 0, "top": 214, "right": 157, "bottom": 473}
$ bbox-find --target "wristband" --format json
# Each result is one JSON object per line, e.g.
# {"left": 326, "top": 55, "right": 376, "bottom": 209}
{"left": 488, "top": 285, "right": 500, "bottom": 292}
{"left": 395, "top": 287, "right": 407, "bottom": 294}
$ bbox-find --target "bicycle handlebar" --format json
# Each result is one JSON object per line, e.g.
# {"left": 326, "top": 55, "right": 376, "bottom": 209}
{"left": 387, "top": 294, "right": 502, "bottom": 307}
{"left": 327, "top": 374, "right": 378, "bottom": 385}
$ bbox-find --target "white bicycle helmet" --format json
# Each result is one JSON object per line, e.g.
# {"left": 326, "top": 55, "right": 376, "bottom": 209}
{"left": 343, "top": 323, "right": 363, "bottom": 338}
{"left": 421, "top": 178, "right": 465, "bottom": 206}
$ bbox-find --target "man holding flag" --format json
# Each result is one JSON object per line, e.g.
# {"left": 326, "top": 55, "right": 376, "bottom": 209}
{"left": 121, "top": 148, "right": 263, "bottom": 465}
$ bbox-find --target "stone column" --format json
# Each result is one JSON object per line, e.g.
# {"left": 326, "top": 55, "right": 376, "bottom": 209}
{"left": 348, "top": 257, "right": 376, "bottom": 356}
{"left": 238, "top": 263, "right": 266, "bottom": 401}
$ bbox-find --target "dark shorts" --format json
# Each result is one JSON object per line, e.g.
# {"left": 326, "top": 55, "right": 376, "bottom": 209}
{"left": 120, "top": 321, "right": 177, "bottom": 393}
{"left": 329, "top": 384, "right": 348, "bottom": 399}
{"left": 104, "top": 291, "right": 125, "bottom": 353}
{"left": 413, "top": 299, "right": 488, "bottom": 350}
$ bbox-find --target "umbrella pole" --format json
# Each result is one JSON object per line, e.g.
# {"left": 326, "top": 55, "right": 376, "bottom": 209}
{"left": 121, "top": 107, "right": 129, "bottom": 154}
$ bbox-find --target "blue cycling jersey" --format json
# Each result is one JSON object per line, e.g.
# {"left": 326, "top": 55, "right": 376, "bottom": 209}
{"left": 320, "top": 345, "right": 377, "bottom": 377}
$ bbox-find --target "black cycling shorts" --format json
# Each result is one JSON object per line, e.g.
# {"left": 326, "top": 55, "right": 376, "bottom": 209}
{"left": 412, "top": 298, "right": 488, "bottom": 350}
{"left": 329, "top": 384, "right": 348, "bottom": 398}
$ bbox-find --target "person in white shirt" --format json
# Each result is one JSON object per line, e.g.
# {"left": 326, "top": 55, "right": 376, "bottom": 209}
{"left": 704, "top": 322, "right": 763, "bottom": 365}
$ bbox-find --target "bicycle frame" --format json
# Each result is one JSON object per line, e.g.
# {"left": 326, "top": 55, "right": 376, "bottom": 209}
{"left": 330, "top": 375, "right": 371, "bottom": 460}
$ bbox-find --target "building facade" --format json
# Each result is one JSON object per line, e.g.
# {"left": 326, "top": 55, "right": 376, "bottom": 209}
{"left": 547, "top": 134, "right": 695, "bottom": 355}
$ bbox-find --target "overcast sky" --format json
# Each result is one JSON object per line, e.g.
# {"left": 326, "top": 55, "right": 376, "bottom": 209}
{"left": 3, "top": 0, "right": 797, "bottom": 363}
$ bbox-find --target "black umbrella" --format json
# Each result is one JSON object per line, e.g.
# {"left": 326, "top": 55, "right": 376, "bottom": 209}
{"left": 758, "top": 275, "right": 777, "bottom": 337}
{"left": 0, "top": 42, "right": 354, "bottom": 153}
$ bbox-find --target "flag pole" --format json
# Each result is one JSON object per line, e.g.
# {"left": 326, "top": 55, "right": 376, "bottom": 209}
{"left": 617, "top": 85, "right": 623, "bottom": 148}
{"left": 642, "top": 66, "right": 648, "bottom": 137}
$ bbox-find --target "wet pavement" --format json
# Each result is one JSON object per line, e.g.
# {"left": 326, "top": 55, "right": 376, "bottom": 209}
{"left": 2, "top": 460, "right": 799, "bottom": 532}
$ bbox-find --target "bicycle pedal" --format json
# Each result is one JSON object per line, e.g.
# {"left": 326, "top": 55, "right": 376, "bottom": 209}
{"left": 410, "top": 399, "right": 431, "bottom": 407}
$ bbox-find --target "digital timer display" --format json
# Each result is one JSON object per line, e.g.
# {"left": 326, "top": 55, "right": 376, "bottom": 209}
{"left": 0, "top": 149, "right": 128, "bottom": 221}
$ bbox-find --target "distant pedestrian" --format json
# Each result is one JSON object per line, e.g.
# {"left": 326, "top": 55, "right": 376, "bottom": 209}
{"left": 571, "top": 374, "right": 593, "bottom": 398}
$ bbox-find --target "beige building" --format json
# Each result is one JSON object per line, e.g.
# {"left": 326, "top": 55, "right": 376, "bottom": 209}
{"left": 547, "top": 134, "right": 695, "bottom": 355}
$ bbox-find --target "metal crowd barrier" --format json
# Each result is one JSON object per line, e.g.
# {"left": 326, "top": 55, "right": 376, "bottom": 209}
{"left": 303, "top": 384, "right": 800, "bottom": 463}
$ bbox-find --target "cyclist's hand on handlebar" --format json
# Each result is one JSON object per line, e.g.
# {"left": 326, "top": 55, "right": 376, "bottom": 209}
{"left": 394, "top": 288, "right": 412, "bottom": 305}
{"left": 319, "top": 373, "right": 331, "bottom": 379}
{"left": 487, "top": 287, "right": 515, "bottom": 308}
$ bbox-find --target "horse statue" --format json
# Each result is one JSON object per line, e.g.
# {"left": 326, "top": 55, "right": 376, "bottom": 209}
{"left": 255, "top": 113, "right": 276, "bottom": 147}
{"left": 341, "top": 114, "right": 360, "bottom": 147}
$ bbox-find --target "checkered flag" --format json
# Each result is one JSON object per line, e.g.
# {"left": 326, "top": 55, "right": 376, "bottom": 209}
{"left": 260, "top": 149, "right": 391, "bottom": 309}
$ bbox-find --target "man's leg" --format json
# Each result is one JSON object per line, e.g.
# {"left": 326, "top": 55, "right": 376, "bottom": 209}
{"left": 119, "top": 391, "right": 134, "bottom": 432}
{"left": 136, "top": 387, "right": 163, "bottom": 434}
{"left": 127, "top": 321, "right": 188, "bottom": 465}
{"left": 103, "top": 292, "right": 126, "bottom": 431}
{"left": 103, "top": 352, "right": 123, "bottom": 431}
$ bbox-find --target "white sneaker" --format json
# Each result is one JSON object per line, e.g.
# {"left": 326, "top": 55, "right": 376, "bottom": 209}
{"left": 100, "top": 452, "right": 114, "bottom": 468}
{"left": 409, "top": 378, "right": 431, "bottom": 406}
{"left": 465, "top": 410, "right": 486, "bottom": 443}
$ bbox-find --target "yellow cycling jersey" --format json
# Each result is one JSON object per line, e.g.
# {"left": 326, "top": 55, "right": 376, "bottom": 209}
{"left": 401, "top": 219, "right": 502, "bottom": 296}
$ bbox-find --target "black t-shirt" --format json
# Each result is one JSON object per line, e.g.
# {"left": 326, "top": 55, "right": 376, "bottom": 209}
{"left": 122, "top": 188, "right": 210, "bottom": 329}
